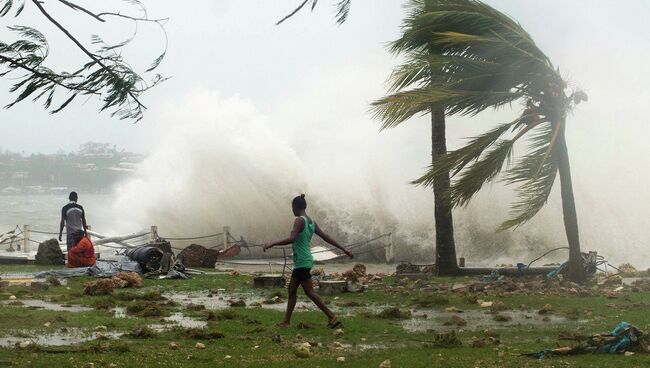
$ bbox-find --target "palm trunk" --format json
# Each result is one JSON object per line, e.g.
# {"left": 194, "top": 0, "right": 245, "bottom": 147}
{"left": 431, "top": 108, "right": 459, "bottom": 275}
{"left": 555, "top": 121, "right": 586, "bottom": 282}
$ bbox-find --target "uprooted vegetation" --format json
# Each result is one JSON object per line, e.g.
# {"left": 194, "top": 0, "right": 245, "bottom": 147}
{"left": 126, "top": 300, "right": 173, "bottom": 318}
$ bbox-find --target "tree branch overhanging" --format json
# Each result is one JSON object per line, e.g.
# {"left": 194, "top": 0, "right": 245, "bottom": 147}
{"left": 0, "top": 0, "right": 167, "bottom": 121}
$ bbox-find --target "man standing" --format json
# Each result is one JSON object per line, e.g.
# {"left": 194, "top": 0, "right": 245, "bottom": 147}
{"left": 58, "top": 191, "right": 87, "bottom": 250}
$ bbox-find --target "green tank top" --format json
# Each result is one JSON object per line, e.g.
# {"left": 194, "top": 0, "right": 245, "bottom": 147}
{"left": 292, "top": 216, "right": 315, "bottom": 269}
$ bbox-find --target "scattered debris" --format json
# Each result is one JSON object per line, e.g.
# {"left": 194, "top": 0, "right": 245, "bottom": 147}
{"left": 83, "top": 272, "right": 142, "bottom": 296}
{"left": 178, "top": 329, "right": 224, "bottom": 340}
{"left": 379, "top": 359, "right": 392, "bottom": 368}
{"left": 131, "top": 327, "right": 156, "bottom": 339}
{"left": 526, "top": 321, "right": 648, "bottom": 359}
{"left": 195, "top": 342, "right": 206, "bottom": 349}
{"left": 17, "top": 340, "right": 33, "bottom": 349}
{"left": 538, "top": 304, "right": 553, "bottom": 315}
{"left": 169, "top": 342, "right": 180, "bottom": 350}
{"left": 492, "top": 313, "right": 512, "bottom": 322}
{"left": 353, "top": 264, "right": 367, "bottom": 277}
{"left": 253, "top": 274, "right": 286, "bottom": 288}
{"left": 337, "top": 356, "right": 346, "bottom": 363}
{"left": 112, "top": 272, "right": 143, "bottom": 288}
{"left": 346, "top": 281, "right": 365, "bottom": 293}
{"left": 428, "top": 331, "right": 462, "bottom": 348}
{"left": 30, "top": 282, "right": 49, "bottom": 291}
{"left": 618, "top": 263, "right": 637, "bottom": 274}
{"left": 478, "top": 300, "right": 493, "bottom": 308}
{"left": 297, "top": 321, "right": 314, "bottom": 330}
{"left": 445, "top": 306, "right": 463, "bottom": 313}
{"left": 294, "top": 345, "right": 311, "bottom": 358}
{"left": 126, "top": 301, "right": 170, "bottom": 318}
{"left": 489, "top": 300, "right": 509, "bottom": 312}
{"left": 262, "top": 296, "right": 282, "bottom": 304}
{"left": 471, "top": 337, "right": 486, "bottom": 348}
{"left": 84, "top": 279, "right": 116, "bottom": 296}
{"left": 46, "top": 275, "right": 62, "bottom": 286}
{"left": 443, "top": 315, "right": 467, "bottom": 327}
{"left": 335, "top": 300, "right": 366, "bottom": 307}
{"left": 377, "top": 307, "right": 412, "bottom": 320}
{"left": 228, "top": 299, "right": 246, "bottom": 307}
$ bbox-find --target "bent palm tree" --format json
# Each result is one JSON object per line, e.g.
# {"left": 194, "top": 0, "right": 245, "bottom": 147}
{"left": 372, "top": 0, "right": 588, "bottom": 281}
{"left": 373, "top": 1, "right": 465, "bottom": 275}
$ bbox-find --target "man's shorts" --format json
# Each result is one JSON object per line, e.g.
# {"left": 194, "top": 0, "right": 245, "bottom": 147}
{"left": 291, "top": 268, "right": 312, "bottom": 282}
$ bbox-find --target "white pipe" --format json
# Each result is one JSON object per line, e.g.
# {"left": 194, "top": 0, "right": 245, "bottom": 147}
{"left": 87, "top": 230, "right": 148, "bottom": 248}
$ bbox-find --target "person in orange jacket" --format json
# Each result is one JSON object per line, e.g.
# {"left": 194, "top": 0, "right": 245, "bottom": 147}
{"left": 67, "top": 229, "right": 96, "bottom": 268}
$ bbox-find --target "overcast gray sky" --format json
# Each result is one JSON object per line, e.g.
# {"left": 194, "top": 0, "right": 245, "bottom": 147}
{"left": 2, "top": 0, "right": 649, "bottom": 265}
{"left": 2, "top": 0, "right": 648, "bottom": 154}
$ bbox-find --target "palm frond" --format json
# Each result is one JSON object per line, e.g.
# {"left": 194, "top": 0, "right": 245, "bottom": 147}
{"left": 413, "top": 119, "right": 518, "bottom": 188}
{"left": 500, "top": 122, "right": 559, "bottom": 229}
{"left": 276, "top": 0, "right": 351, "bottom": 25}
{"left": 334, "top": 0, "right": 351, "bottom": 25}
{"left": 449, "top": 139, "right": 514, "bottom": 206}
{"left": 375, "top": 0, "right": 561, "bottom": 132}
{"left": 371, "top": 86, "right": 522, "bottom": 129}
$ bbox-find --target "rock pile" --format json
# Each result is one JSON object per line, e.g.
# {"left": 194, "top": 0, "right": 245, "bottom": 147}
{"left": 34, "top": 239, "right": 65, "bottom": 265}
{"left": 177, "top": 244, "right": 220, "bottom": 268}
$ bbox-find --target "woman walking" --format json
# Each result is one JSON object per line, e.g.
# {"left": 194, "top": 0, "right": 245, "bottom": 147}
{"left": 264, "top": 194, "right": 353, "bottom": 328}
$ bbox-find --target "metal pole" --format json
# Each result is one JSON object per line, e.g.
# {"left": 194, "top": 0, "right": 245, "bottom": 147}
{"left": 150, "top": 225, "right": 158, "bottom": 243}
{"left": 385, "top": 232, "right": 394, "bottom": 263}
{"left": 23, "top": 224, "right": 29, "bottom": 253}
{"left": 223, "top": 226, "right": 230, "bottom": 250}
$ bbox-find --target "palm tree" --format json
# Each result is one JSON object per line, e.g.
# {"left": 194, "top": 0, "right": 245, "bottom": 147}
{"left": 371, "top": 0, "right": 588, "bottom": 281}
{"left": 372, "top": 0, "right": 463, "bottom": 275}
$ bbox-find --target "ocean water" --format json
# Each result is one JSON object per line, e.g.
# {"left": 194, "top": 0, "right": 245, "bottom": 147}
{"left": 0, "top": 194, "right": 128, "bottom": 243}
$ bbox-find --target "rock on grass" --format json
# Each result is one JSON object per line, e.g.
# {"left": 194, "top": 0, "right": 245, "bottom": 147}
{"left": 377, "top": 307, "right": 412, "bottom": 319}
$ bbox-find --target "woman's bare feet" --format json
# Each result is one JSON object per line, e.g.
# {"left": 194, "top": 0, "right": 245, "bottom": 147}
{"left": 327, "top": 316, "right": 342, "bottom": 329}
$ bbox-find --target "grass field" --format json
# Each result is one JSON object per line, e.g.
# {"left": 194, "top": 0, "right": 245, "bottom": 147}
{"left": 1, "top": 265, "right": 649, "bottom": 368}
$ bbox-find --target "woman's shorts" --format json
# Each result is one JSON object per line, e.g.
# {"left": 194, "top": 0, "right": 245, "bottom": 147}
{"left": 291, "top": 268, "right": 312, "bottom": 282}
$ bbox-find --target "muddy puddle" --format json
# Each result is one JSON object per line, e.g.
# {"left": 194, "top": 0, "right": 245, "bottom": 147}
{"left": 112, "top": 307, "right": 128, "bottom": 318}
{"left": 401, "top": 309, "right": 585, "bottom": 332}
{"left": 148, "top": 313, "right": 208, "bottom": 332}
{"left": 165, "top": 291, "right": 316, "bottom": 312}
{"left": 0, "top": 328, "right": 122, "bottom": 347}
{"left": 1, "top": 299, "right": 92, "bottom": 312}
{"left": 0, "top": 312, "right": 206, "bottom": 348}
{"left": 337, "top": 342, "right": 401, "bottom": 351}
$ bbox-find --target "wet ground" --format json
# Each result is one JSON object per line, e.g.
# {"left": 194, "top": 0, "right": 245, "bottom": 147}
{"left": 0, "top": 299, "right": 92, "bottom": 312}
{"left": 401, "top": 309, "right": 580, "bottom": 332}
{"left": 214, "top": 262, "right": 395, "bottom": 276}
{"left": 0, "top": 328, "right": 123, "bottom": 347}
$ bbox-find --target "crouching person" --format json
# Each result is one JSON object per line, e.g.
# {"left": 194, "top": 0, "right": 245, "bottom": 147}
{"left": 67, "top": 229, "right": 96, "bottom": 268}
